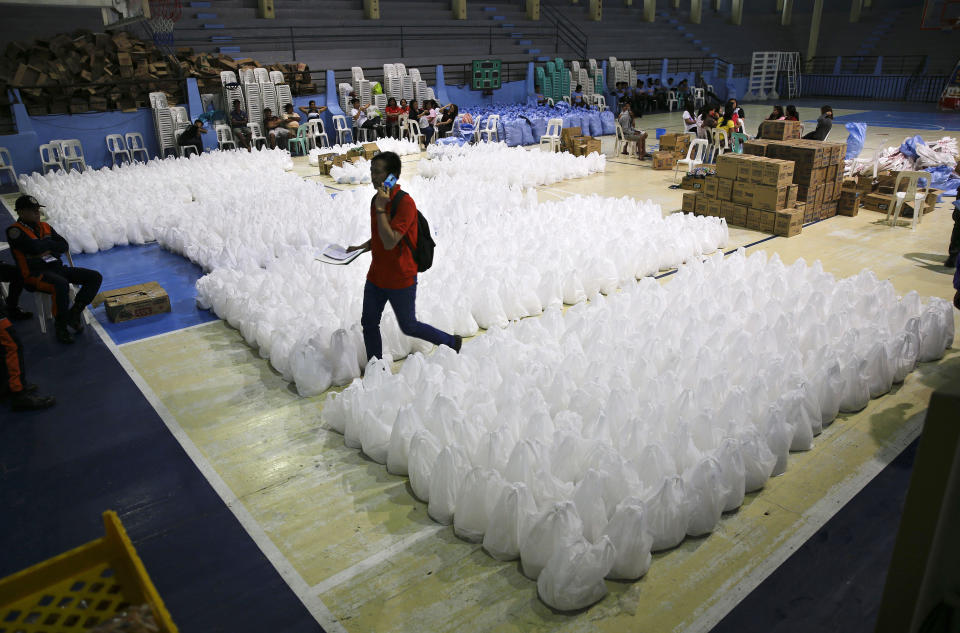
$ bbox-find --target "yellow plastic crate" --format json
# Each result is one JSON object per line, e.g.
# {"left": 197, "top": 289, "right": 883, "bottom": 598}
{"left": 0, "top": 511, "right": 177, "bottom": 633}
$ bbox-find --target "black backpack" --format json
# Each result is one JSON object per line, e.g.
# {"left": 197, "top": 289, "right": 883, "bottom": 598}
{"left": 375, "top": 190, "right": 435, "bottom": 272}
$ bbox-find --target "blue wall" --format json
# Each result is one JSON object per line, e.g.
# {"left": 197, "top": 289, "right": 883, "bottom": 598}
{"left": 443, "top": 79, "right": 531, "bottom": 109}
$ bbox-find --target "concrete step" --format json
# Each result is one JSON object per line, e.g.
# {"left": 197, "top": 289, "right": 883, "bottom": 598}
{"left": 219, "top": 46, "right": 241, "bottom": 53}
{"left": 196, "top": 12, "right": 217, "bottom": 18}
{"left": 202, "top": 23, "right": 226, "bottom": 28}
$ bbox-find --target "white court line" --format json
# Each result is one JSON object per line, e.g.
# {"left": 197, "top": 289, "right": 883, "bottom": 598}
{"left": 684, "top": 412, "right": 924, "bottom": 633}
{"left": 87, "top": 316, "right": 348, "bottom": 633}
{"left": 115, "top": 319, "right": 219, "bottom": 347}
{"left": 310, "top": 524, "right": 447, "bottom": 595}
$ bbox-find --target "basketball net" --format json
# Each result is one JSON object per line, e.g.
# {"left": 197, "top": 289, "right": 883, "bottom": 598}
{"left": 149, "top": 0, "right": 181, "bottom": 47}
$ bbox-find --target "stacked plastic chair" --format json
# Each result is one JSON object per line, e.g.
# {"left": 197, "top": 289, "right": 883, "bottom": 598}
{"left": 244, "top": 81, "right": 263, "bottom": 128}
{"left": 149, "top": 91, "right": 178, "bottom": 158}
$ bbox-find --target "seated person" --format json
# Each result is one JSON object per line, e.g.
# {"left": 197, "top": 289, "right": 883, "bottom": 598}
{"left": 803, "top": 105, "right": 833, "bottom": 140}
{"left": 298, "top": 100, "right": 327, "bottom": 121}
{"left": 435, "top": 103, "right": 459, "bottom": 138}
{"left": 0, "top": 300, "right": 55, "bottom": 411}
{"left": 263, "top": 107, "right": 289, "bottom": 148}
{"left": 350, "top": 97, "right": 382, "bottom": 140}
{"left": 418, "top": 99, "right": 439, "bottom": 143}
{"left": 571, "top": 85, "right": 586, "bottom": 108}
{"left": 228, "top": 99, "right": 251, "bottom": 150}
{"left": 682, "top": 108, "right": 700, "bottom": 134}
{"left": 698, "top": 105, "right": 719, "bottom": 138}
{"left": 177, "top": 119, "right": 207, "bottom": 154}
{"left": 281, "top": 103, "right": 301, "bottom": 132}
{"left": 785, "top": 105, "right": 800, "bottom": 121}
{"left": 617, "top": 101, "right": 649, "bottom": 159}
{"left": 757, "top": 105, "right": 785, "bottom": 136}
{"left": 6, "top": 195, "right": 102, "bottom": 344}
{"left": 385, "top": 97, "right": 403, "bottom": 138}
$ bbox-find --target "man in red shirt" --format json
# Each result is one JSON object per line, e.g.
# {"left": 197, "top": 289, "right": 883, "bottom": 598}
{"left": 347, "top": 152, "right": 461, "bottom": 362}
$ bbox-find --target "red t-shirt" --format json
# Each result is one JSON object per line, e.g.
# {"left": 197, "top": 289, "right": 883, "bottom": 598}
{"left": 367, "top": 186, "right": 418, "bottom": 289}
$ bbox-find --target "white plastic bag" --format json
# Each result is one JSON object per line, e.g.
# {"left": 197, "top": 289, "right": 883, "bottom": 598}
{"left": 520, "top": 501, "right": 584, "bottom": 579}
{"left": 428, "top": 445, "right": 472, "bottom": 524}
{"left": 537, "top": 536, "right": 616, "bottom": 611}
{"left": 483, "top": 482, "right": 538, "bottom": 561}
{"left": 454, "top": 467, "right": 505, "bottom": 542}
{"left": 645, "top": 476, "right": 689, "bottom": 551}
{"left": 602, "top": 502, "right": 653, "bottom": 580}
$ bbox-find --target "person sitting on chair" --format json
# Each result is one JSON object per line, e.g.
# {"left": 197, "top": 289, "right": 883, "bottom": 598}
{"left": 229, "top": 99, "right": 251, "bottom": 150}
{"left": 435, "top": 103, "right": 459, "bottom": 139}
{"left": 785, "top": 105, "right": 800, "bottom": 121}
{"left": 177, "top": 119, "right": 207, "bottom": 155}
{"left": 282, "top": 103, "right": 301, "bottom": 132}
{"left": 350, "top": 97, "right": 382, "bottom": 140}
{"left": 571, "top": 85, "right": 586, "bottom": 108}
{"left": 6, "top": 195, "right": 102, "bottom": 344}
{"left": 263, "top": 107, "right": 288, "bottom": 149}
{"left": 298, "top": 100, "right": 327, "bottom": 121}
{"left": 0, "top": 299, "right": 55, "bottom": 411}
{"left": 617, "top": 101, "right": 649, "bottom": 159}
{"left": 385, "top": 97, "right": 403, "bottom": 139}
{"left": 803, "top": 105, "right": 833, "bottom": 141}
{"left": 1, "top": 263, "right": 33, "bottom": 321}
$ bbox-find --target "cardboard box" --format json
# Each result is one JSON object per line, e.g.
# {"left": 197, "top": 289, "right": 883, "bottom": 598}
{"left": 822, "top": 200, "right": 838, "bottom": 218}
{"left": 682, "top": 192, "right": 699, "bottom": 214}
{"left": 759, "top": 120, "right": 802, "bottom": 140}
{"left": 751, "top": 184, "right": 791, "bottom": 211}
{"left": 856, "top": 174, "right": 875, "bottom": 192}
{"left": 680, "top": 175, "right": 704, "bottom": 191}
{"left": 737, "top": 158, "right": 757, "bottom": 183}
{"left": 362, "top": 142, "right": 380, "bottom": 160}
{"left": 742, "top": 139, "right": 770, "bottom": 156}
{"left": 732, "top": 181, "right": 755, "bottom": 206}
{"left": 838, "top": 190, "right": 860, "bottom": 216}
{"left": 717, "top": 178, "right": 734, "bottom": 201}
{"left": 704, "top": 175, "right": 719, "bottom": 198}
{"left": 706, "top": 199, "right": 723, "bottom": 218}
{"left": 715, "top": 154, "right": 741, "bottom": 180}
{"left": 747, "top": 207, "right": 776, "bottom": 232}
{"left": 725, "top": 203, "right": 748, "bottom": 226}
{"left": 652, "top": 150, "right": 678, "bottom": 170}
{"left": 92, "top": 282, "right": 171, "bottom": 323}
{"left": 761, "top": 159, "right": 795, "bottom": 187}
{"left": 863, "top": 193, "right": 895, "bottom": 213}
{"left": 825, "top": 164, "right": 838, "bottom": 182}
{"left": 774, "top": 208, "right": 804, "bottom": 237}
{"left": 560, "top": 127, "right": 582, "bottom": 150}
{"left": 659, "top": 132, "right": 691, "bottom": 153}
{"left": 695, "top": 195, "right": 710, "bottom": 216}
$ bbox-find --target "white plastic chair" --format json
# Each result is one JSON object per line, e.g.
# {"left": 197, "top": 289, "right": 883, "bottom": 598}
{"left": 675, "top": 138, "right": 709, "bottom": 180}
{"left": 332, "top": 115, "right": 353, "bottom": 145}
{"left": 105, "top": 134, "right": 131, "bottom": 167}
{"left": 248, "top": 122, "right": 267, "bottom": 150}
{"left": 887, "top": 170, "right": 928, "bottom": 230}
{"left": 124, "top": 133, "right": 150, "bottom": 162}
{"left": 407, "top": 119, "right": 426, "bottom": 148}
{"left": 38, "top": 143, "right": 63, "bottom": 174}
{"left": 215, "top": 124, "right": 237, "bottom": 150}
{"left": 693, "top": 88, "right": 705, "bottom": 109}
{"left": 479, "top": 114, "right": 500, "bottom": 143}
{"left": 306, "top": 119, "right": 330, "bottom": 148}
{"left": 708, "top": 128, "right": 728, "bottom": 163}
{"left": 539, "top": 117, "right": 562, "bottom": 152}
{"left": 61, "top": 140, "right": 87, "bottom": 172}
{"left": 356, "top": 125, "right": 375, "bottom": 142}
{"left": 30, "top": 251, "right": 86, "bottom": 335}
{"left": 0, "top": 147, "right": 16, "bottom": 185}
{"left": 666, "top": 90, "right": 678, "bottom": 112}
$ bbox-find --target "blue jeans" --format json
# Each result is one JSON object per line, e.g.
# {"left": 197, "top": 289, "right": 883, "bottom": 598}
{"left": 361, "top": 280, "right": 455, "bottom": 361}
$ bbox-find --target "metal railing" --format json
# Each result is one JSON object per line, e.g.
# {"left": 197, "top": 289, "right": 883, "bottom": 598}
{"left": 174, "top": 23, "right": 558, "bottom": 60}
{"left": 793, "top": 73, "right": 946, "bottom": 103}
{"left": 806, "top": 55, "right": 927, "bottom": 75}
{"left": 540, "top": 3, "right": 588, "bottom": 59}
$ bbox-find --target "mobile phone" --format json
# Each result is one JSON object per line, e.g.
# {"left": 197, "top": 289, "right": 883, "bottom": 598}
{"left": 382, "top": 173, "right": 397, "bottom": 189}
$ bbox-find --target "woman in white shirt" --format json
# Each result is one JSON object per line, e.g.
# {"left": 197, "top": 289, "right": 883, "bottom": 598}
{"left": 682, "top": 109, "right": 699, "bottom": 134}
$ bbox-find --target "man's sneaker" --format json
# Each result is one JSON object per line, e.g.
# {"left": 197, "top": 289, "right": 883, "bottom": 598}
{"left": 945, "top": 255, "right": 957, "bottom": 268}
{"left": 453, "top": 335, "right": 463, "bottom": 353}
{"left": 7, "top": 306, "right": 32, "bottom": 321}
{"left": 10, "top": 391, "right": 56, "bottom": 411}
{"left": 55, "top": 320, "right": 74, "bottom": 344}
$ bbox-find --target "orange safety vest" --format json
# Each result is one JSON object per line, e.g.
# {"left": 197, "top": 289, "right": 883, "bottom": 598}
{"left": 9, "top": 221, "right": 56, "bottom": 282}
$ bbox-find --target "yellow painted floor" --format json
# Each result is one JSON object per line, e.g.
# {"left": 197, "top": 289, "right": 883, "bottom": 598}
{"left": 120, "top": 118, "right": 960, "bottom": 632}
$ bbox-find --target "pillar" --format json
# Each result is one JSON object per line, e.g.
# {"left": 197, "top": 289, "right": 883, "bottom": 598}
{"left": 527, "top": 0, "right": 540, "bottom": 19}
{"left": 730, "top": 0, "right": 742, "bottom": 24}
{"left": 690, "top": 0, "right": 702, "bottom": 23}
{"left": 452, "top": 0, "right": 466, "bottom": 20}
{"left": 805, "top": 0, "right": 823, "bottom": 72}
{"left": 849, "top": 0, "right": 862, "bottom": 22}
{"left": 258, "top": 0, "right": 275, "bottom": 19}
{"left": 589, "top": 0, "right": 602, "bottom": 20}
{"left": 643, "top": 0, "right": 655, "bottom": 21}
{"left": 781, "top": 0, "right": 792, "bottom": 25}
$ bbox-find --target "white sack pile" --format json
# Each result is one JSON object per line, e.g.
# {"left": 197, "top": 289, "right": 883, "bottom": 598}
{"left": 321, "top": 250, "right": 954, "bottom": 611}
{"left": 195, "top": 178, "right": 729, "bottom": 396}
{"left": 421, "top": 142, "right": 606, "bottom": 187}
{"left": 307, "top": 137, "right": 422, "bottom": 165}
{"left": 16, "top": 149, "right": 295, "bottom": 254}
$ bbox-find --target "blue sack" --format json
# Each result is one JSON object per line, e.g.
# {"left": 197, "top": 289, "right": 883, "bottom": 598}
{"left": 563, "top": 113, "right": 582, "bottom": 130}
{"left": 586, "top": 111, "right": 603, "bottom": 136}
{"left": 531, "top": 117, "right": 548, "bottom": 141}
{"left": 924, "top": 165, "right": 960, "bottom": 196}
{"left": 899, "top": 135, "right": 926, "bottom": 159}
{"left": 504, "top": 120, "right": 524, "bottom": 146}
{"left": 600, "top": 110, "right": 615, "bottom": 135}
{"left": 519, "top": 119, "right": 536, "bottom": 145}
{"left": 844, "top": 122, "right": 867, "bottom": 160}
{"left": 497, "top": 120, "right": 506, "bottom": 143}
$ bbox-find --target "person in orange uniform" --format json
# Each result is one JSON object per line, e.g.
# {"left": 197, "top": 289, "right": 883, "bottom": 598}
{"left": 0, "top": 298, "right": 56, "bottom": 411}
{"left": 346, "top": 152, "right": 461, "bottom": 362}
{"left": 6, "top": 195, "right": 102, "bottom": 344}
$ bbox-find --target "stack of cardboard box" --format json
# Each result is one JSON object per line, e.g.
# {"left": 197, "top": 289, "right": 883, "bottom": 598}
{"left": 682, "top": 153, "right": 804, "bottom": 237}
{"left": 652, "top": 133, "right": 691, "bottom": 170}
{"left": 758, "top": 120, "right": 802, "bottom": 140}
{"left": 560, "top": 127, "right": 601, "bottom": 155}
{"left": 741, "top": 139, "right": 846, "bottom": 223}
{"left": 846, "top": 172, "right": 942, "bottom": 217}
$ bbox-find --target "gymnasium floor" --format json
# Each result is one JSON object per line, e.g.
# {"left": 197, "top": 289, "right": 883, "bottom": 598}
{"left": 1, "top": 103, "right": 958, "bottom": 633}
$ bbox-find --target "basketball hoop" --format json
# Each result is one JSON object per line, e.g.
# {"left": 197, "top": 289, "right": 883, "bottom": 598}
{"left": 148, "top": 0, "right": 181, "bottom": 47}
